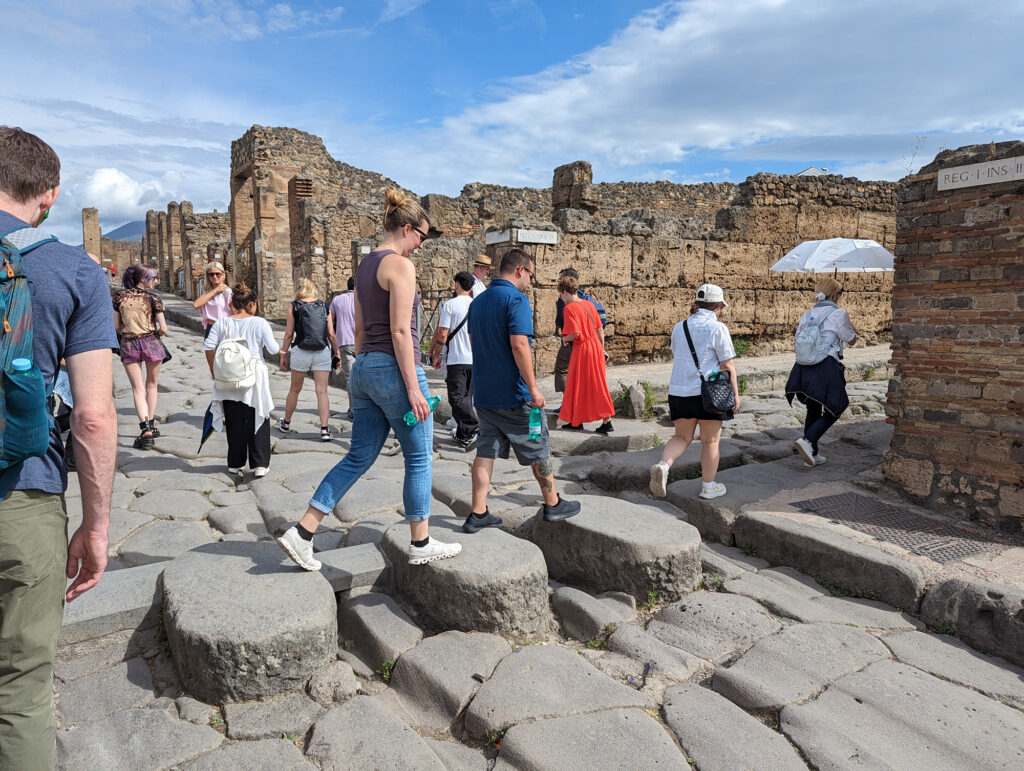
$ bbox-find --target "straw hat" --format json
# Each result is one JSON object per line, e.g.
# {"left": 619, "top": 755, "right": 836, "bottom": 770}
{"left": 473, "top": 255, "right": 493, "bottom": 268}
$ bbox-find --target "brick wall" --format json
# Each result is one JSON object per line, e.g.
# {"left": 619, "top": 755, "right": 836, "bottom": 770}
{"left": 883, "top": 141, "right": 1024, "bottom": 532}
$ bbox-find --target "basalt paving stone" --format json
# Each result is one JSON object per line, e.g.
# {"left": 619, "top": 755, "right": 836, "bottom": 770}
{"left": 132, "top": 470, "right": 230, "bottom": 495}
{"left": 333, "top": 476, "right": 405, "bottom": 522}
{"left": 106, "top": 509, "right": 154, "bottom": 547}
{"left": 118, "top": 520, "right": 217, "bottom": 566}
{"left": 207, "top": 504, "right": 270, "bottom": 537}
{"left": 54, "top": 627, "right": 160, "bottom": 683}
{"left": 59, "top": 563, "right": 164, "bottom": 645}
{"left": 155, "top": 435, "right": 229, "bottom": 461}
{"left": 56, "top": 657, "right": 156, "bottom": 726}
{"left": 425, "top": 739, "right": 488, "bottom": 770}
{"left": 273, "top": 437, "right": 347, "bottom": 455}
{"left": 344, "top": 511, "right": 405, "bottom": 547}
{"left": 590, "top": 442, "right": 746, "bottom": 493}
{"left": 781, "top": 660, "right": 1024, "bottom": 769}
{"left": 552, "top": 586, "right": 636, "bottom": 642}
{"left": 129, "top": 489, "right": 214, "bottom": 521}
{"left": 307, "top": 660, "right": 361, "bottom": 708}
{"left": 606, "top": 624, "right": 713, "bottom": 682}
{"left": 223, "top": 693, "right": 325, "bottom": 740}
{"left": 208, "top": 488, "right": 258, "bottom": 507}
{"left": 338, "top": 590, "right": 423, "bottom": 671}
{"left": 181, "top": 738, "right": 315, "bottom": 770}
{"left": 118, "top": 454, "right": 193, "bottom": 478}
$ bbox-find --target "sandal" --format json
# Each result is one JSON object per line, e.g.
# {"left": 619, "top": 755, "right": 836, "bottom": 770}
{"left": 134, "top": 421, "right": 155, "bottom": 449}
{"left": 147, "top": 418, "right": 160, "bottom": 438}
{"left": 320, "top": 426, "right": 333, "bottom": 442}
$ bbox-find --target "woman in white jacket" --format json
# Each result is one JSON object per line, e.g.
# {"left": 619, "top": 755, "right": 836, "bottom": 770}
{"left": 204, "top": 283, "right": 280, "bottom": 478}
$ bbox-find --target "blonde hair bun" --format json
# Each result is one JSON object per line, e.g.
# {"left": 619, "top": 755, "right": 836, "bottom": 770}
{"left": 385, "top": 188, "right": 407, "bottom": 210}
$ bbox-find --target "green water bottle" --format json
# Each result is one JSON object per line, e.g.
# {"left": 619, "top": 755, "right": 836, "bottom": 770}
{"left": 528, "top": 406, "right": 543, "bottom": 440}
{"left": 403, "top": 395, "right": 441, "bottom": 426}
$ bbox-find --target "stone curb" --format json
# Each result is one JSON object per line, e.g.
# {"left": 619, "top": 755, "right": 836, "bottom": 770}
{"left": 920, "top": 577, "right": 1024, "bottom": 669}
{"left": 60, "top": 563, "right": 165, "bottom": 646}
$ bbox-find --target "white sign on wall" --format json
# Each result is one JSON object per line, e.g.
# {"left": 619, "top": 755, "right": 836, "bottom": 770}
{"left": 485, "top": 229, "right": 511, "bottom": 245}
{"left": 516, "top": 229, "right": 558, "bottom": 245}
{"left": 937, "top": 155, "right": 1024, "bottom": 190}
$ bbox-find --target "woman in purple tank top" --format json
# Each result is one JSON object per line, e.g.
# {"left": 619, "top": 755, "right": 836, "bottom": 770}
{"left": 276, "top": 189, "right": 462, "bottom": 570}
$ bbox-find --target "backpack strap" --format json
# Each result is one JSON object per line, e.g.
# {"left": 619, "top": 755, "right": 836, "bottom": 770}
{"left": 0, "top": 226, "right": 58, "bottom": 255}
{"left": 442, "top": 313, "right": 470, "bottom": 360}
{"left": 682, "top": 320, "right": 706, "bottom": 382}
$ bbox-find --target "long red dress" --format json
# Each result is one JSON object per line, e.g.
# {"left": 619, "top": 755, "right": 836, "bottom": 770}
{"left": 558, "top": 299, "right": 615, "bottom": 425}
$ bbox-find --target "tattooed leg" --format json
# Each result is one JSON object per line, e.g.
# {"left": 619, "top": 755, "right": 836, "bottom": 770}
{"left": 532, "top": 459, "right": 558, "bottom": 505}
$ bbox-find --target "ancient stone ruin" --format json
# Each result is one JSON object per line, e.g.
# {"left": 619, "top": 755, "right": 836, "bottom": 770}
{"left": 80, "top": 206, "right": 141, "bottom": 274}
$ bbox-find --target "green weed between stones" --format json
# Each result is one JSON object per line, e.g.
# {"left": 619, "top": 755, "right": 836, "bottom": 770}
{"left": 640, "top": 589, "right": 659, "bottom": 612}
{"left": 732, "top": 336, "right": 751, "bottom": 357}
{"left": 641, "top": 380, "right": 656, "bottom": 420}
{"left": 208, "top": 710, "right": 224, "bottom": 728}
{"left": 863, "top": 366, "right": 876, "bottom": 381}
{"left": 930, "top": 620, "right": 956, "bottom": 636}
{"left": 376, "top": 658, "right": 396, "bottom": 682}
{"left": 485, "top": 729, "right": 505, "bottom": 749}
{"left": 586, "top": 624, "right": 616, "bottom": 650}
{"left": 816, "top": 577, "right": 882, "bottom": 602}
{"left": 706, "top": 575, "right": 724, "bottom": 591}
{"left": 741, "top": 543, "right": 758, "bottom": 557}
{"left": 738, "top": 374, "right": 749, "bottom": 396}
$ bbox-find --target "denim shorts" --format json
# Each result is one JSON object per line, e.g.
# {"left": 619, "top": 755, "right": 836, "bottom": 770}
{"left": 289, "top": 346, "right": 332, "bottom": 372}
{"left": 476, "top": 405, "right": 550, "bottom": 466}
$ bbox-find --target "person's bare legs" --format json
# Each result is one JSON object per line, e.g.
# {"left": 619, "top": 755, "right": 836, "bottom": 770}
{"left": 144, "top": 360, "right": 161, "bottom": 422}
{"left": 531, "top": 458, "right": 559, "bottom": 506}
{"left": 123, "top": 361, "right": 148, "bottom": 421}
{"left": 313, "top": 370, "right": 330, "bottom": 426}
{"left": 284, "top": 369, "right": 305, "bottom": 422}
{"left": 471, "top": 457, "right": 495, "bottom": 513}
{"left": 697, "top": 419, "right": 723, "bottom": 482}
{"left": 659, "top": 418, "right": 697, "bottom": 466}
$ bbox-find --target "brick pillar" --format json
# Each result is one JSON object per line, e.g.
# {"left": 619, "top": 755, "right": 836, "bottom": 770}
{"left": 82, "top": 208, "right": 101, "bottom": 259}
{"left": 552, "top": 160, "right": 594, "bottom": 216}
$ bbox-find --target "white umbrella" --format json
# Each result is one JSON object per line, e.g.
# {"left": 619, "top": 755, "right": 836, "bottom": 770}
{"left": 770, "top": 238, "right": 895, "bottom": 273}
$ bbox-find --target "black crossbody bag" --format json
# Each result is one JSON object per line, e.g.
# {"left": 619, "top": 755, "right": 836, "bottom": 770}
{"left": 683, "top": 320, "right": 736, "bottom": 414}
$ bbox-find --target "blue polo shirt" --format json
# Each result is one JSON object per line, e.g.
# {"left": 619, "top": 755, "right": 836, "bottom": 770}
{"left": 468, "top": 277, "right": 533, "bottom": 409}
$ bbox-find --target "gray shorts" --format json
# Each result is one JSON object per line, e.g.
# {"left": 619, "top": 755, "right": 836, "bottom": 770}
{"left": 476, "top": 405, "right": 550, "bottom": 466}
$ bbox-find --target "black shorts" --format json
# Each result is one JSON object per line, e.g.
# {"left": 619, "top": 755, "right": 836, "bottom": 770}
{"left": 668, "top": 394, "right": 734, "bottom": 422}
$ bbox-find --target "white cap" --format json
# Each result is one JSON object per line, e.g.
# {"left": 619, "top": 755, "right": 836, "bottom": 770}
{"left": 695, "top": 283, "right": 728, "bottom": 307}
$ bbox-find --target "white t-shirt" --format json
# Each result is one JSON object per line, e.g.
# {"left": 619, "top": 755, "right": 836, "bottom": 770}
{"left": 795, "top": 303, "right": 856, "bottom": 361}
{"left": 204, "top": 315, "right": 281, "bottom": 431}
{"left": 438, "top": 294, "right": 473, "bottom": 366}
{"left": 472, "top": 277, "right": 487, "bottom": 297}
{"left": 668, "top": 309, "right": 736, "bottom": 397}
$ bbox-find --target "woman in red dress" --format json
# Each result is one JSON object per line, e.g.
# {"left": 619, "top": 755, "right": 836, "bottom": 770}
{"left": 557, "top": 275, "right": 615, "bottom": 434}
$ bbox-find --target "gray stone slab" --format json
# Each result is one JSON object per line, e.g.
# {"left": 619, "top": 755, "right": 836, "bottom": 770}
{"left": 181, "top": 738, "right": 315, "bottom": 770}
{"left": 552, "top": 586, "right": 635, "bottom": 642}
{"left": 664, "top": 683, "right": 807, "bottom": 771}
{"left": 133, "top": 470, "right": 230, "bottom": 495}
{"left": 781, "top": 660, "right": 1024, "bottom": 769}
{"left": 463, "top": 645, "right": 652, "bottom": 739}
{"left": 158, "top": 434, "right": 229, "bottom": 460}
{"left": 209, "top": 488, "right": 258, "bottom": 507}
{"left": 55, "top": 708, "right": 223, "bottom": 770}
{"left": 882, "top": 631, "right": 1024, "bottom": 708}
{"left": 60, "top": 563, "right": 164, "bottom": 645}
{"left": 306, "top": 695, "right": 446, "bottom": 770}
{"left": 391, "top": 630, "right": 512, "bottom": 732}
{"left": 426, "top": 739, "right": 488, "bottom": 770}
{"left": 162, "top": 540, "right": 337, "bottom": 702}
{"left": 308, "top": 660, "right": 360, "bottom": 707}
{"left": 107, "top": 509, "right": 154, "bottom": 548}
{"left": 713, "top": 623, "right": 890, "bottom": 710}
{"left": 382, "top": 517, "right": 550, "bottom": 637}
{"left": 273, "top": 437, "right": 347, "bottom": 455}
{"left": 256, "top": 491, "right": 313, "bottom": 535}
{"left": 591, "top": 443, "right": 745, "bottom": 493}
{"left": 56, "top": 657, "right": 155, "bottom": 726}
{"left": 118, "top": 520, "right": 217, "bottom": 566}
{"left": 206, "top": 504, "right": 270, "bottom": 537}
{"left": 553, "top": 454, "right": 601, "bottom": 483}
{"left": 495, "top": 708, "right": 686, "bottom": 770}
{"left": 732, "top": 510, "right": 926, "bottom": 614}
{"left": 318, "top": 543, "right": 391, "bottom": 592}
{"left": 607, "top": 624, "right": 713, "bottom": 682}
{"left": 176, "top": 696, "right": 214, "bottom": 725}
{"left": 118, "top": 454, "right": 193, "bottom": 477}
{"left": 921, "top": 577, "right": 1024, "bottom": 668}
{"left": 224, "top": 693, "right": 325, "bottom": 740}
{"left": 339, "top": 590, "right": 423, "bottom": 670}
{"left": 55, "top": 627, "right": 160, "bottom": 683}
{"left": 130, "top": 489, "right": 214, "bottom": 521}
{"left": 548, "top": 423, "right": 660, "bottom": 457}
{"left": 647, "top": 591, "right": 783, "bottom": 663}
{"left": 534, "top": 495, "right": 701, "bottom": 602}
{"left": 703, "top": 541, "right": 770, "bottom": 571}
{"left": 333, "top": 476, "right": 405, "bottom": 521}
{"left": 344, "top": 511, "right": 404, "bottom": 547}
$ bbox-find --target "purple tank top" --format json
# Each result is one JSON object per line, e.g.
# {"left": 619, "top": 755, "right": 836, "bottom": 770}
{"left": 355, "top": 249, "right": 420, "bottom": 356}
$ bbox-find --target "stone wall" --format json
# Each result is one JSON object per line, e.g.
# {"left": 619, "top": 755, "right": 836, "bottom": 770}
{"left": 99, "top": 238, "right": 141, "bottom": 275}
{"left": 883, "top": 141, "right": 1024, "bottom": 532}
{"left": 81, "top": 208, "right": 100, "bottom": 257}
{"left": 180, "top": 203, "right": 230, "bottom": 299}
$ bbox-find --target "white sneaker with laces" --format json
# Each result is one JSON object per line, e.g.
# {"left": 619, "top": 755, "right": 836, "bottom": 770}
{"left": 794, "top": 437, "right": 815, "bottom": 466}
{"left": 253, "top": 466, "right": 269, "bottom": 477}
{"left": 649, "top": 462, "right": 669, "bottom": 497}
{"left": 699, "top": 481, "right": 727, "bottom": 499}
{"left": 408, "top": 537, "right": 462, "bottom": 565}
{"left": 805, "top": 453, "right": 828, "bottom": 468}
{"left": 276, "top": 526, "right": 322, "bottom": 571}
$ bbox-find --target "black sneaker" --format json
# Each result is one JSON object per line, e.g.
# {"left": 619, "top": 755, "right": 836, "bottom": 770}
{"left": 561, "top": 423, "right": 584, "bottom": 431}
{"left": 543, "top": 495, "right": 580, "bottom": 522}
{"left": 462, "top": 510, "right": 503, "bottom": 533}
{"left": 595, "top": 421, "right": 614, "bottom": 435}
{"left": 455, "top": 432, "right": 478, "bottom": 452}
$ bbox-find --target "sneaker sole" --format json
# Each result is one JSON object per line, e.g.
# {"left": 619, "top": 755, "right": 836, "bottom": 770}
{"left": 543, "top": 509, "right": 580, "bottom": 522}
{"left": 793, "top": 439, "right": 815, "bottom": 465}
{"left": 463, "top": 519, "right": 502, "bottom": 534}
{"left": 649, "top": 466, "right": 668, "bottom": 497}
{"left": 408, "top": 549, "right": 461, "bottom": 565}
{"left": 699, "top": 489, "right": 727, "bottom": 499}
{"left": 276, "top": 536, "right": 321, "bottom": 571}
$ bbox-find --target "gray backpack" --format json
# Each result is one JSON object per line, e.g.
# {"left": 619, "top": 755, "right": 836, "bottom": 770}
{"left": 794, "top": 306, "right": 837, "bottom": 365}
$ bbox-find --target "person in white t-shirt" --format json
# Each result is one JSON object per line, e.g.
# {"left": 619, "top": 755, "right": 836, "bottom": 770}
{"left": 650, "top": 284, "right": 741, "bottom": 501}
{"left": 429, "top": 271, "right": 478, "bottom": 449}
{"left": 470, "top": 254, "right": 492, "bottom": 297}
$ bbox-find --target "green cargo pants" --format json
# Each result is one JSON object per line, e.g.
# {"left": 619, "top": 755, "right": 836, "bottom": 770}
{"left": 0, "top": 490, "right": 68, "bottom": 771}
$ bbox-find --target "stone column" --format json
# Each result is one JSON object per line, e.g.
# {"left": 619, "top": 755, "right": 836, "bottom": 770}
{"left": 82, "top": 208, "right": 101, "bottom": 259}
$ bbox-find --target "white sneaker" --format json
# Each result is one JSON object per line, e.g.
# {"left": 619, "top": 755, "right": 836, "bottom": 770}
{"left": 408, "top": 537, "right": 462, "bottom": 565}
{"left": 649, "top": 462, "right": 669, "bottom": 497}
{"left": 805, "top": 453, "right": 827, "bottom": 468}
{"left": 699, "top": 482, "right": 727, "bottom": 499}
{"left": 276, "top": 526, "right": 322, "bottom": 571}
{"left": 794, "top": 437, "right": 815, "bottom": 466}
{"left": 227, "top": 466, "right": 241, "bottom": 474}
{"left": 382, "top": 439, "right": 402, "bottom": 456}
{"left": 253, "top": 466, "right": 269, "bottom": 478}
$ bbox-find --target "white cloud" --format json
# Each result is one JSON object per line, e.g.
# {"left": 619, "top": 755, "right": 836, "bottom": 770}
{"left": 78, "top": 168, "right": 158, "bottom": 222}
{"left": 379, "top": 0, "right": 429, "bottom": 23}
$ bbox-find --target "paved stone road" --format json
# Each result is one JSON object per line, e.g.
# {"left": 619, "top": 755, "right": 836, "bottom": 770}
{"left": 52, "top": 313, "right": 1024, "bottom": 769}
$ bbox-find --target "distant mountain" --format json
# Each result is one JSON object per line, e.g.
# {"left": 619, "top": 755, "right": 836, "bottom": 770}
{"left": 103, "top": 220, "right": 145, "bottom": 242}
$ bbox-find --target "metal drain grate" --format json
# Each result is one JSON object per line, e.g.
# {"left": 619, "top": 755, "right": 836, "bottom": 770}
{"left": 790, "top": 492, "right": 1021, "bottom": 565}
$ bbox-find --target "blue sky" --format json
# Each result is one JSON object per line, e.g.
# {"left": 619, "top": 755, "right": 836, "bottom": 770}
{"left": 2, "top": 0, "right": 1022, "bottom": 243}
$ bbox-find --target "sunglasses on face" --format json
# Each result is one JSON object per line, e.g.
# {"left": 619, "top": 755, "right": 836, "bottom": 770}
{"left": 410, "top": 225, "right": 428, "bottom": 242}
{"left": 207, "top": 272, "right": 223, "bottom": 277}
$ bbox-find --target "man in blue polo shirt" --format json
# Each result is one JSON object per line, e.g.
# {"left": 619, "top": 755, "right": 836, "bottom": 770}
{"left": 463, "top": 247, "right": 580, "bottom": 534}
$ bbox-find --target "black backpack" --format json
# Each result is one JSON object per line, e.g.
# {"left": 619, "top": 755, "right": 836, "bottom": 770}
{"left": 292, "top": 300, "right": 329, "bottom": 351}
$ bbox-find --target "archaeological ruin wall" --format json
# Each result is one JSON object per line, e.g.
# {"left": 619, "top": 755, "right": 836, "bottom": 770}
{"left": 884, "top": 141, "right": 1024, "bottom": 532}
{"left": 80, "top": 206, "right": 141, "bottom": 275}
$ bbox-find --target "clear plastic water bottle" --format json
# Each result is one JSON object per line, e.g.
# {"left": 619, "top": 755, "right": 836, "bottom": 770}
{"left": 403, "top": 395, "right": 441, "bottom": 426}
{"left": 528, "top": 407, "right": 543, "bottom": 440}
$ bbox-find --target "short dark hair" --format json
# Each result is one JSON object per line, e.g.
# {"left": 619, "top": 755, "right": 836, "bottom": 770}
{"left": 231, "top": 283, "right": 258, "bottom": 311}
{"left": 453, "top": 271, "right": 474, "bottom": 292}
{"left": 122, "top": 264, "right": 149, "bottom": 290}
{"left": 559, "top": 267, "right": 579, "bottom": 280}
{"left": 499, "top": 248, "right": 533, "bottom": 275}
{"left": 0, "top": 127, "right": 61, "bottom": 203}
{"left": 347, "top": 276, "right": 355, "bottom": 291}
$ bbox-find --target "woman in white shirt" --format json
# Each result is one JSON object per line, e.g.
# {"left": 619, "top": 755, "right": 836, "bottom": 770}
{"left": 650, "top": 284, "right": 741, "bottom": 500}
{"left": 204, "top": 283, "right": 280, "bottom": 478}
{"left": 785, "top": 276, "right": 858, "bottom": 468}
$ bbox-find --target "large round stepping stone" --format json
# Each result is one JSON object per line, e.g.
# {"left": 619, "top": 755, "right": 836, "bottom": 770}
{"left": 380, "top": 516, "right": 549, "bottom": 636}
{"left": 162, "top": 540, "right": 337, "bottom": 702}
{"left": 533, "top": 494, "right": 701, "bottom": 602}
{"left": 130, "top": 489, "right": 213, "bottom": 521}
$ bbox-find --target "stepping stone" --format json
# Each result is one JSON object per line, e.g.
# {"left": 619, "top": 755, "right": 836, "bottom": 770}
{"left": 533, "top": 495, "right": 701, "bottom": 602}
{"left": 207, "top": 504, "right": 270, "bottom": 537}
{"left": 209, "top": 488, "right": 258, "bottom": 507}
{"left": 495, "top": 708, "right": 686, "bottom": 769}
{"left": 647, "top": 591, "right": 783, "bottom": 663}
{"left": 60, "top": 563, "right": 164, "bottom": 645}
{"left": 308, "top": 661, "right": 360, "bottom": 707}
{"left": 391, "top": 630, "right": 512, "bottom": 732}
{"left": 702, "top": 541, "right": 769, "bottom": 574}
{"left": 338, "top": 590, "right": 423, "bottom": 671}
{"left": 55, "top": 708, "right": 222, "bottom": 770}
{"left": 782, "top": 660, "right": 1024, "bottom": 769}
{"left": 224, "top": 693, "right": 325, "bottom": 740}
{"left": 181, "top": 738, "right": 315, "bottom": 770}
{"left": 921, "top": 578, "right": 1024, "bottom": 668}
{"left": 162, "top": 540, "right": 337, "bottom": 702}
{"left": 133, "top": 470, "right": 230, "bottom": 495}
{"left": 118, "top": 520, "right": 217, "bottom": 566}
{"left": 306, "top": 695, "right": 445, "bottom": 770}
{"left": 56, "top": 658, "right": 155, "bottom": 726}
{"left": 345, "top": 511, "right": 404, "bottom": 547}
{"left": 552, "top": 587, "right": 636, "bottom": 642}
{"left": 606, "top": 624, "right": 712, "bottom": 682}
{"left": 118, "top": 454, "right": 192, "bottom": 477}
{"left": 256, "top": 491, "right": 314, "bottom": 535}
{"left": 381, "top": 517, "right": 549, "bottom": 637}
{"left": 426, "top": 739, "right": 488, "bottom": 770}
{"left": 590, "top": 442, "right": 745, "bottom": 492}
{"left": 130, "top": 489, "right": 214, "bottom": 521}
{"left": 547, "top": 421, "right": 661, "bottom": 457}
{"left": 333, "top": 476, "right": 404, "bottom": 522}
{"left": 318, "top": 543, "right": 390, "bottom": 592}
{"left": 713, "top": 623, "right": 890, "bottom": 710}
{"left": 882, "top": 631, "right": 1024, "bottom": 707}
{"left": 464, "top": 645, "right": 652, "bottom": 740}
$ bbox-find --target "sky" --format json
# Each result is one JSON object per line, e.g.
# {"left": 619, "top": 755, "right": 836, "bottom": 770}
{"left": 2, "top": 0, "right": 1022, "bottom": 243}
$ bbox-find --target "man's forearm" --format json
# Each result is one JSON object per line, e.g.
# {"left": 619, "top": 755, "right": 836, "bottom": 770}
{"left": 70, "top": 407, "right": 116, "bottom": 531}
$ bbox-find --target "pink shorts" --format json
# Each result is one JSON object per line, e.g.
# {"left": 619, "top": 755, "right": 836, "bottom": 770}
{"left": 119, "top": 334, "right": 165, "bottom": 364}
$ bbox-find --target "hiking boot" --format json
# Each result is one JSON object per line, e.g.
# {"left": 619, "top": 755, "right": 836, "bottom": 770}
{"left": 408, "top": 537, "right": 462, "bottom": 565}
{"left": 462, "top": 510, "right": 502, "bottom": 533}
{"left": 699, "top": 481, "right": 727, "bottom": 499}
{"left": 805, "top": 453, "right": 828, "bottom": 468}
{"left": 649, "top": 461, "right": 669, "bottom": 497}
{"left": 794, "top": 437, "right": 815, "bottom": 466}
{"left": 543, "top": 495, "right": 580, "bottom": 522}
{"left": 595, "top": 421, "right": 614, "bottom": 435}
{"left": 276, "top": 526, "right": 321, "bottom": 571}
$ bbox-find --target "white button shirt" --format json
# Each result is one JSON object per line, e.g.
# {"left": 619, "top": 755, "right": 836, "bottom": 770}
{"left": 668, "top": 309, "right": 736, "bottom": 397}
{"left": 796, "top": 303, "right": 856, "bottom": 361}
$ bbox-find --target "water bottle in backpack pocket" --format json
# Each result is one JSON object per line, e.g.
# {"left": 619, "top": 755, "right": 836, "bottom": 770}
{"left": 2, "top": 358, "right": 51, "bottom": 467}
{"left": 794, "top": 306, "right": 838, "bottom": 365}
